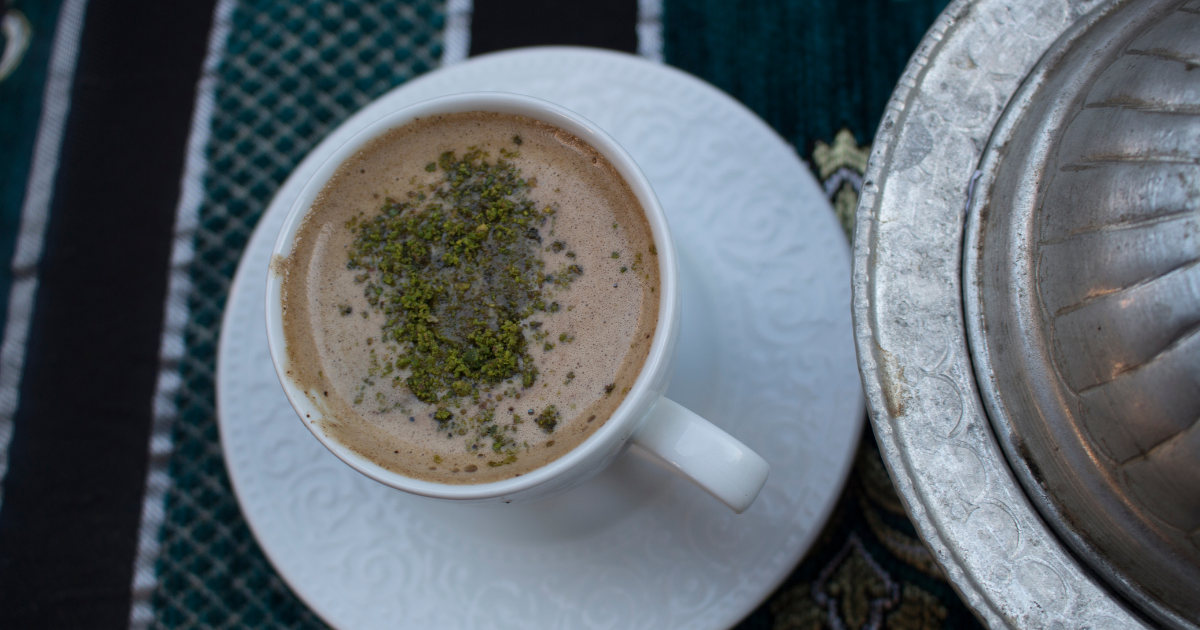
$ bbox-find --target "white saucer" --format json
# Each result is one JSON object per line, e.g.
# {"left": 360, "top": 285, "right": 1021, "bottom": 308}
{"left": 217, "top": 48, "right": 862, "bottom": 630}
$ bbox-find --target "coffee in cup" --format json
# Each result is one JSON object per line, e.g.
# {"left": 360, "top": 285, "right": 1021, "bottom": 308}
{"left": 279, "top": 111, "right": 660, "bottom": 484}
{"left": 268, "top": 93, "right": 768, "bottom": 512}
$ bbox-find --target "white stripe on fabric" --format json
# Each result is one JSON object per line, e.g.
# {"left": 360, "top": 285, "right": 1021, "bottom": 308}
{"left": 442, "top": 0, "right": 472, "bottom": 66}
{"left": 637, "top": 0, "right": 663, "bottom": 63}
{"left": 126, "top": 1, "right": 237, "bottom": 628}
{"left": 0, "top": 0, "right": 89, "bottom": 510}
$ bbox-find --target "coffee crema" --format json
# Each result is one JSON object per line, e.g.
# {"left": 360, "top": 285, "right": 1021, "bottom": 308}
{"left": 280, "top": 112, "right": 660, "bottom": 483}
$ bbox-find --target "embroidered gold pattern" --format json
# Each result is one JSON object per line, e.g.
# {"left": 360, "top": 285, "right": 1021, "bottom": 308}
{"left": 812, "top": 129, "right": 871, "bottom": 239}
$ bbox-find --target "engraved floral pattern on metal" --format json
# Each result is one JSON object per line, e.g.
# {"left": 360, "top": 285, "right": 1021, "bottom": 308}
{"left": 852, "top": 0, "right": 1168, "bottom": 627}
{"left": 963, "top": 0, "right": 1200, "bottom": 626}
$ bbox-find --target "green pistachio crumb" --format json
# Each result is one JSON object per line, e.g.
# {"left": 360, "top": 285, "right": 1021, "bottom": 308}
{"left": 487, "top": 454, "right": 518, "bottom": 467}
{"left": 535, "top": 405, "right": 559, "bottom": 432}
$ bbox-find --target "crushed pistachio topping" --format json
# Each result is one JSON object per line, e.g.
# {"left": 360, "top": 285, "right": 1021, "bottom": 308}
{"left": 344, "top": 140, "right": 582, "bottom": 467}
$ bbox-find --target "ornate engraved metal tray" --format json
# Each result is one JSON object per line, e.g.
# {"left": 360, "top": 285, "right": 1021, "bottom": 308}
{"left": 853, "top": 0, "right": 1198, "bottom": 627}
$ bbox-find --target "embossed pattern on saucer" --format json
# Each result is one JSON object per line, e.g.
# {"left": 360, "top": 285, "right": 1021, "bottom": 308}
{"left": 218, "top": 48, "right": 862, "bottom": 630}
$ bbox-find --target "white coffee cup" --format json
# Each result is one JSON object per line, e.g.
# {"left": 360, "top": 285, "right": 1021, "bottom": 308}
{"left": 265, "top": 92, "right": 769, "bottom": 513}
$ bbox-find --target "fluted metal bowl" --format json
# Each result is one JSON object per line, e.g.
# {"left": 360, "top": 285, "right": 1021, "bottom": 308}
{"left": 964, "top": 0, "right": 1200, "bottom": 626}
{"left": 854, "top": 0, "right": 1199, "bottom": 627}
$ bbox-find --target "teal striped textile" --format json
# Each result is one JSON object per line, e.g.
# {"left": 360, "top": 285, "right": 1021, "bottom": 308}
{"left": 149, "top": 2, "right": 444, "bottom": 627}
{"left": 664, "top": 0, "right": 948, "bottom": 153}
{"left": 0, "top": 0, "right": 67, "bottom": 352}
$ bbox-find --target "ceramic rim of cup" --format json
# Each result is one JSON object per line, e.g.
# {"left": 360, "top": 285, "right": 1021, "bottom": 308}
{"left": 264, "top": 92, "right": 679, "bottom": 501}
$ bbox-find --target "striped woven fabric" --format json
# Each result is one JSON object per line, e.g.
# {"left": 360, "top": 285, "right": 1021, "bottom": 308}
{"left": 0, "top": 1, "right": 983, "bottom": 628}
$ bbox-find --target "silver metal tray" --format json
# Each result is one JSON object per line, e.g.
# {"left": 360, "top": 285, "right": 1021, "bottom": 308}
{"left": 962, "top": 0, "right": 1200, "bottom": 626}
{"left": 850, "top": 0, "right": 1195, "bottom": 626}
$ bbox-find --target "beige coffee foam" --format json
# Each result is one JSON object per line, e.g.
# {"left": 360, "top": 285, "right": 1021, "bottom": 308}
{"left": 280, "top": 112, "right": 660, "bottom": 484}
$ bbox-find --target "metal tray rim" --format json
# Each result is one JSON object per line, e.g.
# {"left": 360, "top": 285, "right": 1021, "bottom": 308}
{"left": 852, "top": 0, "right": 1150, "bottom": 626}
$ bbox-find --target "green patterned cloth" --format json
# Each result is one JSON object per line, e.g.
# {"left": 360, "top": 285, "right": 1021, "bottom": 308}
{"left": 151, "top": 2, "right": 443, "bottom": 627}
{"left": 664, "top": 0, "right": 948, "bottom": 155}
{"left": 149, "top": 1, "right": 982, "bottom": 628}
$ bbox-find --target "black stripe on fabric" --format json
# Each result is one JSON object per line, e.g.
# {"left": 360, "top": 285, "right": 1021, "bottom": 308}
{"left": 469, "top": 0, "right": 638, "bottom": 56}
{"left": 0, "top": 0, "right": 215, "bottom": 628}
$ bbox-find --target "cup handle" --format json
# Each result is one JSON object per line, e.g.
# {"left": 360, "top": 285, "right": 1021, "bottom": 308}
{"left": 631, "top": 397, "right": 770, "bottom": 513}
